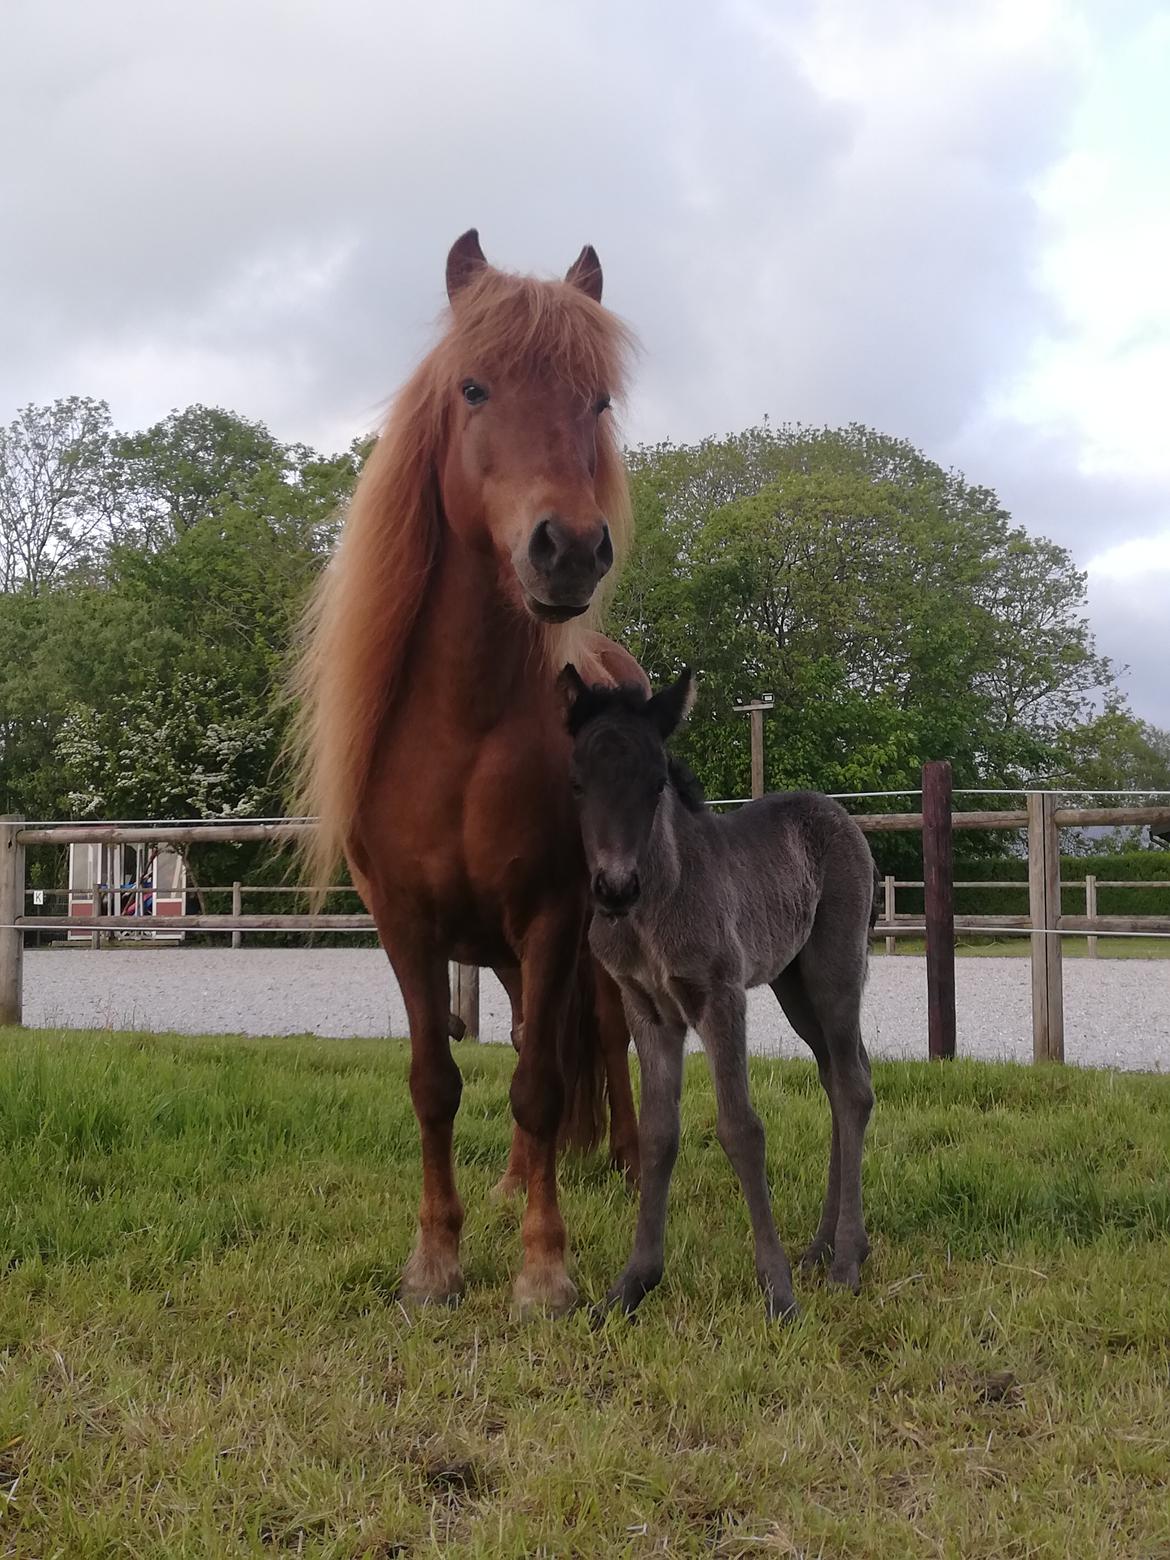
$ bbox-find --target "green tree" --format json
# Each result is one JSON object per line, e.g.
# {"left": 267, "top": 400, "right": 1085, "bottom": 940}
{"left": 0, "top": 405, "right": 361, "bottom": 821}
{"left": 613, "top": 424, "right": 1113, "bottom": 804}
{"left": 0, "top": 397, "right": 122, "bottom": 592}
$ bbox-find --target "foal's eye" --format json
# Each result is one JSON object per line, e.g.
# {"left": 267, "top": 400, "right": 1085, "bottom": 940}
{"left": 462, "top": 380, "right": 489, "bottom": 407}
{"left": 594, "top": 393, "right": 612, "bottom": 416}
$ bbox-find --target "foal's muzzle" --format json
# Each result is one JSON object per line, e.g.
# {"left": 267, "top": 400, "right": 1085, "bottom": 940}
{"left": 593, "top": 868, "right": 640, "bottom": 917}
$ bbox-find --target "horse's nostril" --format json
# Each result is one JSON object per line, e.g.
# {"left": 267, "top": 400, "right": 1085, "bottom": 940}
{"left": 528, "top": 517, "right": 562, "bottom": 571}
{"left": 595, "top": 523, "right": 613, "bottom": 576}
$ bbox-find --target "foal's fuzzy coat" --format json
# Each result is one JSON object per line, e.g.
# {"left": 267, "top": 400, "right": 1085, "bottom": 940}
{"left": 563, "top": 668, "right": 880, "bottom": 1319}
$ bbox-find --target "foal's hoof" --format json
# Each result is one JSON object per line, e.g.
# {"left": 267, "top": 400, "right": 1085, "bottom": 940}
{"left": 799, "top": 1238, "right": 833, "bottom": 1271}
{"left": 764, "top": 1290, "right": 800, "bottom": 1323}
{"left": 512, "top": 1266, "right": 579, "bottom": 1319}
{"left": 397, "top": 1248, "right": 464, "bottom": 1308}
{"left": 827, "top": 1263, "right": 862, "bottom": 1295}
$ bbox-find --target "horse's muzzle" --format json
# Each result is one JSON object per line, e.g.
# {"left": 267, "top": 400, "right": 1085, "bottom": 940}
{"left": 517, "top": 514, "right": 612, "bottom": 618}
{"left": 593, "top": 868, "right": 640, "bottom": 916}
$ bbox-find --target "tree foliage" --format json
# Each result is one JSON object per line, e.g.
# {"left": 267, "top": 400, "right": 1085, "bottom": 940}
{"left": 613, "top": 424, "right": 1115, "bottom": 808}
{"left": 0, "top": 400, "right": 1158, "bottom": 878}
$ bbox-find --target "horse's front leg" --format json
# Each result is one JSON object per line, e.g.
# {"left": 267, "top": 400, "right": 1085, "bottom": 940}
{"left": 510, "top": 912, "right": 582, "bottom": 1316}
{"left": 384, "top": 934, "right": 465, "bottom": 1305}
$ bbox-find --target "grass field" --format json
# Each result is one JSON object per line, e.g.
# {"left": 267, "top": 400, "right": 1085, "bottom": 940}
{"left": 873, "top": 935, "right": 1170, "bottom": 959}
{"left": 1, "top": 1031, "right": 1168, "bottom": 1558}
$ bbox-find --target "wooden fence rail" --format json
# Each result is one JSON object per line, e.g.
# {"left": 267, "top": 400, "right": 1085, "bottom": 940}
{"left": 5, "top": 789, "right": 1170, "bottom": 1052}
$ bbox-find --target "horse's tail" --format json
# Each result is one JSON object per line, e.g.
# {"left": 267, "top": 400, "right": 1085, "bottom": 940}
{"left": 557, "top": 948, "right": 608, "bottom": 1155}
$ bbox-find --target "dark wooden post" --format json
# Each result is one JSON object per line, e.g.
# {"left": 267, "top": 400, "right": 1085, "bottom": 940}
{"left": 734, "top": 698, "right": 774, "bottom": 800}
{"left": 453, "top": 963, "right": 480, "bottom": 1041}
{"left": 0, "top": 816, "right": 24, "bottom": 1027}
{"left": 1027, "top": 791, "right": 1064, "bottom": 1062}
{"left": 922, "top": 762, "right": 956, "bottom": 1059}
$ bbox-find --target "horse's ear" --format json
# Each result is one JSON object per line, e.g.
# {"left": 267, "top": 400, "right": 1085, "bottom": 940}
{"left": 648, "top": 669, "right": 696, "bottom": 739}
{"left": 565, "top": 244, "right": 603, "bottom": 303}
{"left": 557, "top": 664, "right": 589, "bottom": 727}
{"left": 446, "top": 229, "right": 488, "bottom": 302}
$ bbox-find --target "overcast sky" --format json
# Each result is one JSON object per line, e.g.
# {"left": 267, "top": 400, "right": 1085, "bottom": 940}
{"left": 2, "top": 0, "right": 1167, "bottom": 726}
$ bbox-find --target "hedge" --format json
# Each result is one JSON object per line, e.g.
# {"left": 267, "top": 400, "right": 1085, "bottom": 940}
{"left": 889, "top": 851, "right": 1170, "bottom": 919}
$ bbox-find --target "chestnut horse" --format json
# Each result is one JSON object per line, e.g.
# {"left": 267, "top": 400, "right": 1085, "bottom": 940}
{"left": 292, "top": 231, "right": 644, "bottom": 1314}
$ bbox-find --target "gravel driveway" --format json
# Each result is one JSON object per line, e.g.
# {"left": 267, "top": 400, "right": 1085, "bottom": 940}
{"left": 20, "top": 947, "right": 1170, "bottom": 1071}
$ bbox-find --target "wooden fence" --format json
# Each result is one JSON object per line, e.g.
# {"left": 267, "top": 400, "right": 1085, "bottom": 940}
{"left": 4, "top": 775, "right": 1170, "bottom": 1058}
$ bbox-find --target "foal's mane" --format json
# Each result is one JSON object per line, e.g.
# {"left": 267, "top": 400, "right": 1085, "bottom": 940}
{"left": 568, "top": 682, "right": 709, "bottom": 814}
{"left": 289, "top": 266, "right": 636, "bottom": 887}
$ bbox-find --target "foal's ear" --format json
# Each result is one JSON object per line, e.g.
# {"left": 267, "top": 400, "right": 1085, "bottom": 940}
{"left": 648, "top": 669, "right": 696, "bottom": 739}
{"left": 557, "top": 664, "right": 589, "bottom": 727}
{"left": 446, "top": 228, "right": 488, "bottom": 302}
{"left": 565, "top": 244, "right": 603, "bottom": 303}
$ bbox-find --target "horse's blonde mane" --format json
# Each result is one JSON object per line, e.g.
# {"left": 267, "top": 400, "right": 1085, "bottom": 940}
{"left": 288, "top": 266, "right": 635, "bottom": 890}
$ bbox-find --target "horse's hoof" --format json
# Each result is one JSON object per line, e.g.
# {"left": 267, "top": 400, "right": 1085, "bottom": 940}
{"left": 397, "top": 1247, "right": 464, "bottom": 1307}
{"left": 512, "top": 1266, "right": 578, "bottom": 1319}
{"left": 611, "top": 1146, "right": 641, "bottom": 1189}
{"left": 447, "top": 1012, "right": 467, "bottom": 1042}
{"left": 489, "top": 1172, "right": 526, "bottom": 1202}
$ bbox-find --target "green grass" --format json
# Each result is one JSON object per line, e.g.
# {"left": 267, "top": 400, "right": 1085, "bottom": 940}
{"left": 1, "top": 1031, "right": 1169, "bottom": 1558}
{"left": 873, "top": 935, "right": 1170, "bottom": 959}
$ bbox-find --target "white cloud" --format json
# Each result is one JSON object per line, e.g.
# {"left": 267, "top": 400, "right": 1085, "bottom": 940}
{"left": 0, "top": 0, "right": 1167, "bottom": 720}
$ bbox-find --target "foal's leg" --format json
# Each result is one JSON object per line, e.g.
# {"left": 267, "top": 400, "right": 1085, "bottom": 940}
{"left": 389, "top": 941, "right": 466, "bottom": 1305}
{"left": 593, "top": 961, "right": 641, "bottom": 1186}
{"left": 510, "top": 912, "right": 581, "bottom": 1316}
{"left": 771, "top": 967, "right": 838, "bottom": 1271}
{"left": 695, "top": 985, "right": 796, "bottom": 1320}
{"left": 601, "top": 996, "right": 685, "bottom": 1315}
{"left": 779, "top": 941, "right": 874, "bottom": 1294}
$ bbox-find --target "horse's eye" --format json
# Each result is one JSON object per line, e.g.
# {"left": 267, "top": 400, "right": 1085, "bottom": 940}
{"left": 462, "top": 381, "right": 489, "bottom": 407}
{"left": 594, "top": 393, "right": 612, "bottom": 416}
{"left": 570, "top": 779, "right": 584, "bottom": 798}
{"left": 656, "top": 778, "right": 667, "bottom": 794}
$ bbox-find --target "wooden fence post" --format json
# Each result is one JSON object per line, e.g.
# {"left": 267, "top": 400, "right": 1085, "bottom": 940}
{"left": 231, "top": 882, "right": 242, "bottom": 950}
{"left": 0, "top": 816, "right": 25, "bottom": 1027}
{"left": 1027, "top": 792, "right": 1064, "bottom": 1062}
{"left": 750, "top": 708, "right": 764, "bottom": 800}
{"left": 1084, "top": 874, "right": 1097, "bottom": 960}
{"left": 884, "top": 875, "right": 896, "bottom": 956}
{"left": 453, "top": 963, "right": 480, "bottom": 1041}
{"left": 922, "top": 762, "right": 956, "bottom": 1059}
{"left": 91, "top": 849, "right": 102, "bottom": 951}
